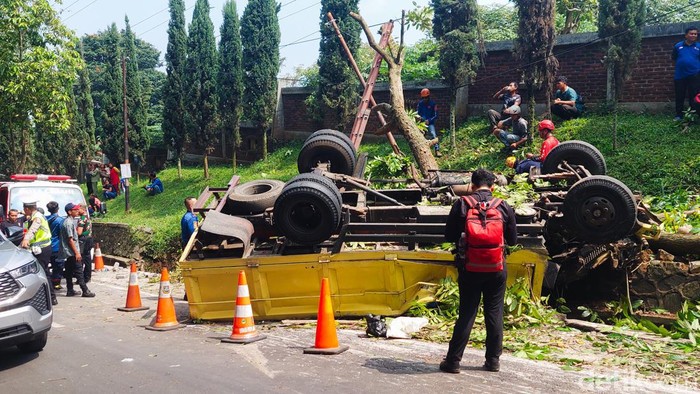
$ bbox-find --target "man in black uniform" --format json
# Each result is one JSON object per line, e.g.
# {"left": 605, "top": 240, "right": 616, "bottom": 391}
{"left": 439, "top": 168, "right": 517, "bottom": 374}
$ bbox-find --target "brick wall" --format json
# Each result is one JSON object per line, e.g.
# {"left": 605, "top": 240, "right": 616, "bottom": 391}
{"left": 278, "top": 21, "right": 694, "bottom": 138}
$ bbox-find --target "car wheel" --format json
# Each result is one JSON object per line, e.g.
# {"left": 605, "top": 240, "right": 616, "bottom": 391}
{"left": 17, "top": 331, "right": 47, "bottom": 353}
{"left": 274, "top": 176, "right": 342, "bottom": 245}
{"left": 542, "top": 140, "right": 606, "bottom": 175}
{"left": 297, "top": 133, "right": 357, "bottom": 175}
{"left": 228, "top": 179, "right": 285, "bottom": 215}
{"left": 562, "top": 175, "right": 637, "bottom": 243}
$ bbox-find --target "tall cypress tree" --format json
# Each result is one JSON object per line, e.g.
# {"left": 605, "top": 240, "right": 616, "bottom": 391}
{"left": 186, "top": 0, "right": 219, "bottom": 178}
{"left": 100, "top": 23, "right": 125, "bottom": 163}
{"left": 241, "top": 0, "right": 280, "bottom": 159}
{"left": 122, "top": 16, "right": 150, "bottom": 166}
{"left": 76, "top": 42, "right": 97, "bottom": 152}
{"left": 514, "top": 0, "right": 558, "bottom": 133}
{"left": 432, "top": 0, "right": 480, "bottom": 149}
{"left": 308, "top": 0, "right": 361, "bottom": 131}
{"left": 599, "top": 0, "right": 646, "bottom": 149}
{"left": 218, "top": 0, "right": 244, "bottom": 170}
{"left": 163, "top": 0, "right": 188, "bottom": 178}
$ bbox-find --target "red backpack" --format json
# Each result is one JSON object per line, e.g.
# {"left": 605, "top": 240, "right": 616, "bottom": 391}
{"left": 462, "top": 196, "right": 505, "bottom": 272}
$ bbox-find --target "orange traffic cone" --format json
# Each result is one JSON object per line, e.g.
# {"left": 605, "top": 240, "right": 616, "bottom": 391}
{"left": 303, "top": 277, "right": 349, "bottom": 355}
{"left": 93, "top": 242, "right": 105, "bottom": 271}
{"left": 145, "top": 268, "right": 184, "bottom": 331}
{"left": 222, "top": 271, "right": 266, "bottom": 344}
{"left": 117, "top": 263, "right": 149, "bottom": 312}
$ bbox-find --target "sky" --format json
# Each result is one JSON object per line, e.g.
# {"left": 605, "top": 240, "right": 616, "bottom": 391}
{"left": 54, "top": 0, "right": 506, "bottom": 76}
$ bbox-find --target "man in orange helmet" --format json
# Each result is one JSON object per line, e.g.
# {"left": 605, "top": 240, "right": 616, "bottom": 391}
{"left": 417, "top": 88, "right": 442, "bottom": 157}
{"left": 506, "top": 119, "right": 560, "bottom": 174}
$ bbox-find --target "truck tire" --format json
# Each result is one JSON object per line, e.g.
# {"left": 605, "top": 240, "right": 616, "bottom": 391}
{"left": 274, "top": 177, "right": 342, "bottom": 245}
{"left": 228, "top": 179, "right": 285, "bottom": 215}
{"left": 298, "top": 133, "right": 357, "bottom": 175}
{"left": 562, "top": 176, "right": 637, "bottom": 243}
{"left": 304, "top": 129, "right": 355, "bottom": 152}
{"left": 284, "top": 173, "right": 343, "bottom": 209}
{"left": 542, "top": 140, "right": 606, "bottom": 175}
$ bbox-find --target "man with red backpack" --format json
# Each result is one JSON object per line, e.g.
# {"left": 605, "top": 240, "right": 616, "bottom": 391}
{"left": 440, "top": 168, "right": 517, "bottom": 374}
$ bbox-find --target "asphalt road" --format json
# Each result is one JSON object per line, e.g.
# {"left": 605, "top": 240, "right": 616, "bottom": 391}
{"left": 0, "top": 270, "right": 697, "bottom": 393}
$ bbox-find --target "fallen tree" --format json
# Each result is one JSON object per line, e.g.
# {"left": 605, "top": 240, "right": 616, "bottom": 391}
{"left": 349, "top": 12, "right": 438, "bottom": 178}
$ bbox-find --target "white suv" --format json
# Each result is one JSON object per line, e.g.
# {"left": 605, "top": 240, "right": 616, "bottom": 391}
{"left": 0, "top": 231, "right": 53, "bottom": 352}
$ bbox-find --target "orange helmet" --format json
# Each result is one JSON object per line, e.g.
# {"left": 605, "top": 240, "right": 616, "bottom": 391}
{"left": 538, "top": 119, "right": 555, "bottom": 132}
{"left": 505, "top": 156, "right": 516, "bottom": 168}
{"left": 420, "top": 88, "right": 430, "bottom": 98}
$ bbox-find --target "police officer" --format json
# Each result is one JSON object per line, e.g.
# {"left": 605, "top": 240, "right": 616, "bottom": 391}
{"left": 439, "top": 168, "right": 517, "bottom": 374}
{"left": 21, "top": 201, "right": 58, "bottom": 305}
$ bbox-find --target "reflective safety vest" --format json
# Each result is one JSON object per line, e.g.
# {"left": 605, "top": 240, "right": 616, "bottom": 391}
{"left": 26, "top": 211, "right": 52, "bottom": 247}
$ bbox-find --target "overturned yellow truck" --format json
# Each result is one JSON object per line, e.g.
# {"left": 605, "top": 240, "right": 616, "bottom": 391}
{"left": 181, "top": 131, "right": 646, "bottom": 321}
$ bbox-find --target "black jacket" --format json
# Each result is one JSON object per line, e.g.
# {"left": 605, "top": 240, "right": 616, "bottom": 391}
{"left": 444, "top": 189, "right": 517, "bottom": 247}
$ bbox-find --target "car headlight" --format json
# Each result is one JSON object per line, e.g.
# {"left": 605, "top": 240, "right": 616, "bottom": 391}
{"left": 9, "top": 260, "right": 40, "bottom": 279}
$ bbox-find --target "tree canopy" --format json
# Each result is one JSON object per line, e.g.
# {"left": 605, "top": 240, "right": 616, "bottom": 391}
{"left": 218, "top": 0, "right": 244, "bottom": 168}
{"left": 306, "top": 0, "right": 361, "bottom": 131}
{"left": 0, "top": 0, "right": 83, "bottom": 174}
{"left": 185, "top": 0, "right": 219, "bottom": 178}
{"left": 241, "top": 0, "right": 281, "bottom": 158}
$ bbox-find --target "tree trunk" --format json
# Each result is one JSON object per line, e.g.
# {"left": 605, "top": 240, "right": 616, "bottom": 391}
{"left": 177, "top": 157, "right": 182, "bottom": 179}
{"left": 262, "top": 130, "right": 268, "bottom": 160}
{"left": 232, "top": 150, "right": 237, "bottom": 172}
{"left": 387, "top": 67, "right": 438, "bottom": 177}
{"left": 528, "top": 86, "right": 536, "bottom": 142}
{"left": 449, "top": 100, "right": 456, "bottom": 150}
{"left": 648, "top": 233, "right": 700, "bottom": 256}
{"left": 203, "top": 153, "right": 209, "bottom": 179}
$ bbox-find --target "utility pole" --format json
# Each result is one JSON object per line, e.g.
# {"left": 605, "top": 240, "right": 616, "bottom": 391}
{"left": 122, "top": 55, "right": 131, "bottom": 212}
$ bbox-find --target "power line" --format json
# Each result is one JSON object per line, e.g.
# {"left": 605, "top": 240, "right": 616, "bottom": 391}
{"left": 132, "top": 6, "right": 169, "bottom": 28}
{"left": 63, "top": 0, "right": 100, "bottom": 21}
{"left": 280, "top": 0, "right": 301, "bottom": 8}
{"left": 279, "top": 1, "right": 321, "bottom": 21}
{"left": 137, "top": 4, "right": 196, "bottom": 38}
{"left": 61, "top": 0, "right": 84, "bottom": 12}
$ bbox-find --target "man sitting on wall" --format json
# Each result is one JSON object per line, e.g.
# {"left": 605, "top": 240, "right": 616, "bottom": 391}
{"left": 492, "top": 105, "right": 528, "bottom": 153}
{"left": 487, "top": 81, "right": 522, "bottom": 128}
{"left": 551, "top": 76, "right": 584, "bottom": 120}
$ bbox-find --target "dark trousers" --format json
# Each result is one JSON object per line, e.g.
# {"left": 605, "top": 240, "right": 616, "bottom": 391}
{"left": 551, "top": 104, "right": 580, "bottom": 120}
{"left": 50, "top": 251, "right": 65, "bottom": 285}
{"left": 80, "top": 237, "right": 94, "bottom": 282}
{"left": 487, "top": 109, "right": 504, "bottom": 128}
{"left": 675, "top": 74, "right": 700, "bottom": 117}
{"left": 35, "top": 245, "right": 56, "bottom": 302}
{"left": 445, "top": 269, "right": 507, "bottom": 365}
{"left": 64, "top": 256, "right": 89, "bottom": 294}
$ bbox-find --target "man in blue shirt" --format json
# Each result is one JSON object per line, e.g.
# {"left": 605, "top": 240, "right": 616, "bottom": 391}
{"left": 551, "top": 76, "right": 584, "bottom": 120}
{"left": 672, "top": 27, "right": 700, "bottom": 120}
{"left": 417, "top": 88, "right": 442, "bottom": 157}
{"left": 46, "top": 201, "right": 65, "bottom": 291}
{"left": 144, "top": 172, "right": 164, "bottom": 196}
{"left": 181, "top": 197, "right": 198, "bottom": 248}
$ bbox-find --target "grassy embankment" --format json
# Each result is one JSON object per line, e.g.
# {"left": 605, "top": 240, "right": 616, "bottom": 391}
{"left": 100, "top": 112, "right": 699, "bottom": 262}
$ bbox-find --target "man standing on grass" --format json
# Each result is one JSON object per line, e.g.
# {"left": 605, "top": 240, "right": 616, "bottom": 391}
{"left": 672, "top": 27, "right": 700, "bottom": 121}
{"left": 439, "top": 169, "right": 517, "bottom": 374}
